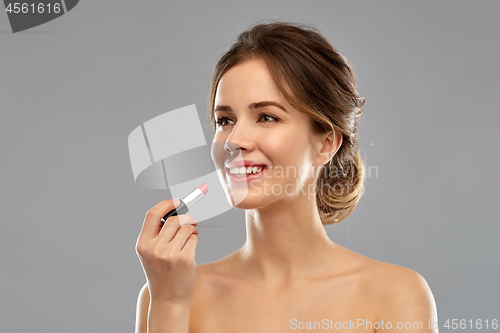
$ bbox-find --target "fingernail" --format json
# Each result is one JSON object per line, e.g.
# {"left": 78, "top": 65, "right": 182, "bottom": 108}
{"left": 173, "top": 198, "right": 180, "bottom": 208}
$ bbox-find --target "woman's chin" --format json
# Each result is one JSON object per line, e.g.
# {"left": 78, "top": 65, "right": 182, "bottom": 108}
{"left": 231, "top": 201, "right": 259, "bottom": 210}
{"left": 226, "top": 191, "right": 269, "bottom": 210}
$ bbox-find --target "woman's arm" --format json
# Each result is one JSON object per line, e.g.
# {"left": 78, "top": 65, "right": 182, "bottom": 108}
{"left": 375, "top": 268, "right": 438, "bottom": 332}
{"left": 135, "top": 283, "right": 191, "bottom": 333}
{"left": 134, "top": 199, "right": 199, "bottom": 333}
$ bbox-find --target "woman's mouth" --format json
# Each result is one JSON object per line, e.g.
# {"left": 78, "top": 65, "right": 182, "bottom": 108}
{"left": 224, "top": 165, "right": 268, "bottom": 183}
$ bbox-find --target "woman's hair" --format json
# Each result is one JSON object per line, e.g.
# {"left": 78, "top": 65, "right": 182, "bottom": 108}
{"left": 208, "top": 21, "right": 366, "bottom": 225}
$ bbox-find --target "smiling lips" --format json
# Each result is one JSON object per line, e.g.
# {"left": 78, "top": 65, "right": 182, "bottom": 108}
{"left": 224, "top": 161, "right": 268, "bottom": 182}
{"left": 228, "top": 165, "right": 266, "bottom": 176}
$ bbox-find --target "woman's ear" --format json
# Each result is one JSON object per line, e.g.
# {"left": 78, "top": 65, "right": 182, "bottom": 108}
{"left": 313, "top": 130, "right": 343, "bottom": 166}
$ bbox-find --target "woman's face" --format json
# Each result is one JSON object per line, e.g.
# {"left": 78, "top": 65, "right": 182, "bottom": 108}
{"left": 211, "top": 58, "right": 328, "bottom": 209}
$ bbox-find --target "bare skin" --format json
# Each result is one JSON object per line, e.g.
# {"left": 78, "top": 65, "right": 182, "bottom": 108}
{"left": 188, "top": 246, "right": 436, "bottom": 332}
{"left": 190, "top": 245, "right": 377, "bottom": 332}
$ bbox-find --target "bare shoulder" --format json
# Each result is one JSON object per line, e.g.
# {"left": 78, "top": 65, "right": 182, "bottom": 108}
{"left": 331, "top": 245, "right": 438, "bottom": 331}
{"left": 194, "top": 257, "right": 236, "bottom": 292}
{"left": 137, "top": 282, "right": 150, "bottom": 299}
{"left": 135, "top": 283, "right": 150, "bottom": 333}
{"left": 191, "top": 251, "right": 252, "bottom": 304}
{"left": 362, "top": 258, "right": 438, "bottom": 332}
{"left": 369, "top": 260, "right": 436, "bottom": 308}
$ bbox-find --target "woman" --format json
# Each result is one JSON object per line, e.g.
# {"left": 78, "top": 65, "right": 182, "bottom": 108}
{"left": 135, "top": 21, "right": 438, "bottom": 332}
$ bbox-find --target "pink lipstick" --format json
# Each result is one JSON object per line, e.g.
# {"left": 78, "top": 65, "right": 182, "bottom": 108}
{"left": 161, "top": 183, "right": 208, "bottom": 224}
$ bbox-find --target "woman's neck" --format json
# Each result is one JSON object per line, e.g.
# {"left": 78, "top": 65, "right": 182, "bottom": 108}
{"left": 235, "top": 191, "right": 338, "bottom": 286}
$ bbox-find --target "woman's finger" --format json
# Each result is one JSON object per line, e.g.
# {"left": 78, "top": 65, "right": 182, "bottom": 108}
{"left": 181, "top": 233, "right": 198, "bottom": 254}
{"left": 158, "top": 214, "right": 197, "bottom": 243}
{"left": 138, "top": 198, "right": 180, "bottom": 241}
{"left": 157, "top": 215, "right": 182, "bottom": 242}
{"left": 170, "top": 225, "right": 199, "bottom": 252}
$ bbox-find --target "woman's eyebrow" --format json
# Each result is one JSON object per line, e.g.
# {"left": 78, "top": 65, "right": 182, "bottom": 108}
{"left": 215, "top": 101, "right": 288, "bottom": 113}
{"left": 214, "top": 105, "right": 232, "bottom": 112}
{"left": 249, "top": 101, "right": 288, "bottom": 113}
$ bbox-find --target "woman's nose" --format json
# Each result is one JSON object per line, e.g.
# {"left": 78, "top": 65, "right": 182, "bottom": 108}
{"left": 225, "top": 122, "right": 254, "bottom": 153}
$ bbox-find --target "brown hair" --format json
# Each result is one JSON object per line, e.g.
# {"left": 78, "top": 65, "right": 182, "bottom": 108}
{"left": 208, "top": 21, "right": 366, "bottom": 224}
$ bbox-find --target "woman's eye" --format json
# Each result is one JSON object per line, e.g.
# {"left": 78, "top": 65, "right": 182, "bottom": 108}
{"left": 215, "top": 117, "right": 235, "bottom": 126}
{"left": 216, "top": 113, "right": 280, "bottom": 127}
{"left": 258, "top": 113, "right": 280, "bottom": 123}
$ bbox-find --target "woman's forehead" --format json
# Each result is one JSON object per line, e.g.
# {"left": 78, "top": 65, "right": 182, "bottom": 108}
{"left": 215, "top": 59, "right": 287, "bottom": 107}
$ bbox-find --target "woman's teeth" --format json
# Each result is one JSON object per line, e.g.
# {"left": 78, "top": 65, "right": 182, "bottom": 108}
{"left": 229, "top": 166, "right": 266, "bottom": 176}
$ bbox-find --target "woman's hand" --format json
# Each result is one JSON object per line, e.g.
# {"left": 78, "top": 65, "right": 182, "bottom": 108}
{"left": 135, "top": 198, "right": 199, "bottom": 307}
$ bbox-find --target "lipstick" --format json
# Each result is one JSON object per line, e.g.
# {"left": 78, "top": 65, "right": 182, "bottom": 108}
{"left": 161, "top": 183, "right": 208, "bottom": 224}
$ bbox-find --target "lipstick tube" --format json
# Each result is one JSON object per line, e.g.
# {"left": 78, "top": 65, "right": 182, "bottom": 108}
{"left": 161, "top": 183, "right": 208, "bottom": 224}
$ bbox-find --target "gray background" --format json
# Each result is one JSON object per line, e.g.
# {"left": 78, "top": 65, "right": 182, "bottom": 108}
{"left": 1, "top": 1, "right": 499, "bottom": 332}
